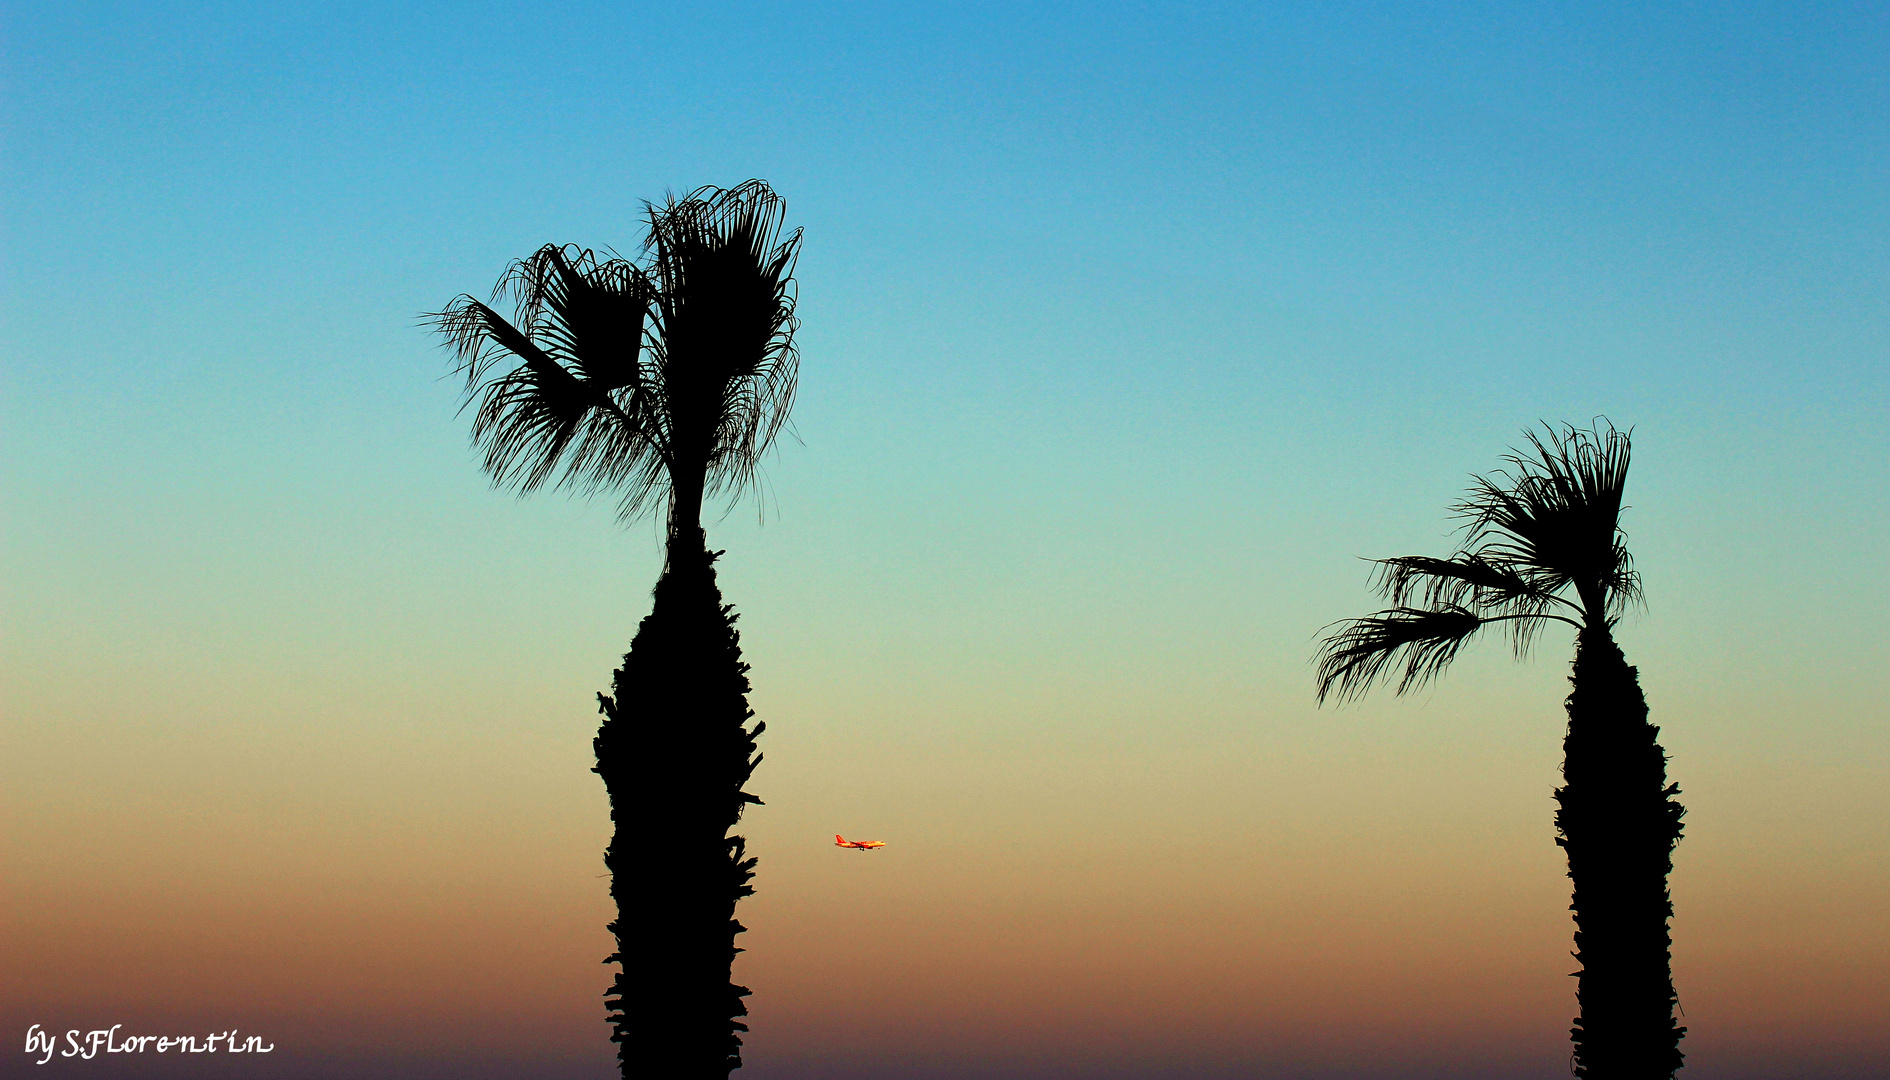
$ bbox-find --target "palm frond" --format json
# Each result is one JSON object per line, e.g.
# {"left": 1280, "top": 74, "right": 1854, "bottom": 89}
{"left": 1374, "top": 554, "right": 1547, "bottom": 611}
{"left": 1607, "top": 539, "right": 1644, "bottom": 615}
{"left": 496, "top": 245, "right": 650, "bottom": 393}
{"left": 1314, "top": 606, "right": 1488, "bottom": 705}
{"left": 426, "top": 248, "right": 658, "bottom": 502}
{"left": 642, "top": 180, "right": 802, "bottom": 509}
{"left": 1453, "top": 419, "right": 1637, "bottom": 619}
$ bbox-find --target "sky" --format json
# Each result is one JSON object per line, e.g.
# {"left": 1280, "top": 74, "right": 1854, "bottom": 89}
{"left": 2, "top": 2, "right": 1887, "bottom": 1077}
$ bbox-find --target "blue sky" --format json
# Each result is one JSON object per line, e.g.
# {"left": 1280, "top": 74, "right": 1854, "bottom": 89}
{"left": 9, "top": 1, "right": 1883, "bottom": 718}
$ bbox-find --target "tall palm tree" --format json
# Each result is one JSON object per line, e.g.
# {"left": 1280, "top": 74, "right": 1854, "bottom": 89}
{"left": 430, "top": 180, "right": 801, "bottom": 1079}
{"left": 1314, "top": 422, "right": 1685, "bottom": 1079}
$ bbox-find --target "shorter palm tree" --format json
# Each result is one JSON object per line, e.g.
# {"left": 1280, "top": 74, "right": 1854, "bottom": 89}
{"left": 1315, "top": 421, "right": 1686, "bottom": 1079}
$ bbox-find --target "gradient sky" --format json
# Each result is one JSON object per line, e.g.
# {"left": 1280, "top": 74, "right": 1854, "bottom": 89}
{"left": 3, "top": 3, "right": 1886, "bottom": 1078}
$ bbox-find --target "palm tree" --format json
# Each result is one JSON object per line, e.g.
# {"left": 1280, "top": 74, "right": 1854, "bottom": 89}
{"left": 1314, "top": 422, "right": 1685, "bottom": 1079}
{"left": 429, "top": 180, "right": 801, "bottom": 1079}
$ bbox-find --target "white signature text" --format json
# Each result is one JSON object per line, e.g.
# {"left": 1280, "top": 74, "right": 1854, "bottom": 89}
{"left": 23, "top": 1024, "right": 274, "bottom": 1065}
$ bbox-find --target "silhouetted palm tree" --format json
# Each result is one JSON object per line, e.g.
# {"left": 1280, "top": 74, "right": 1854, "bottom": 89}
{"left": 430, "top": 180, "right": 801, "bottom": 1079}
{"left": 1315, "top": 422, "right": 1685, "bottom": 1079}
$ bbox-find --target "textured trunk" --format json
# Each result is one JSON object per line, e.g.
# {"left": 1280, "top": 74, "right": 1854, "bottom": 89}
{"left": 595, "top": 530, "right": 764, "bottom": 1079}
{"left": 1555, "top": 625, "right": 1686, "bottom": 1078}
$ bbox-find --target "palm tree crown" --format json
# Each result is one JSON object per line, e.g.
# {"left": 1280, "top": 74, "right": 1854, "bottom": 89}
{"left": 430, "top": 179, "right": 802, "bottom": 534}
{"left": 1315, "top": 421, "right": 1639, "bottom": 703}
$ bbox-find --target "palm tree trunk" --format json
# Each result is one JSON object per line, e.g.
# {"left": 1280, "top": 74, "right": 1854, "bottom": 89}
{"left": 1554, "top": 626, "right": 1686, "bottom": 1078}
{"left": 668, "top": 467, "right": 706, "bottom": 554}
{"left": 594, "top": 530, "right": 764, "bottom": 1079}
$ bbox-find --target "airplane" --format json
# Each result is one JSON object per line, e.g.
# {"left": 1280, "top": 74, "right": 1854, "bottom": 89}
{"left": 834, "top": 835, "right": 886, "bottom": 851}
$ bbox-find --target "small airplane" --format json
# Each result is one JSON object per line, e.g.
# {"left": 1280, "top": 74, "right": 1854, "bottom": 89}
{"left": 834, "top": 835, "right": 886, "bottom": 851}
